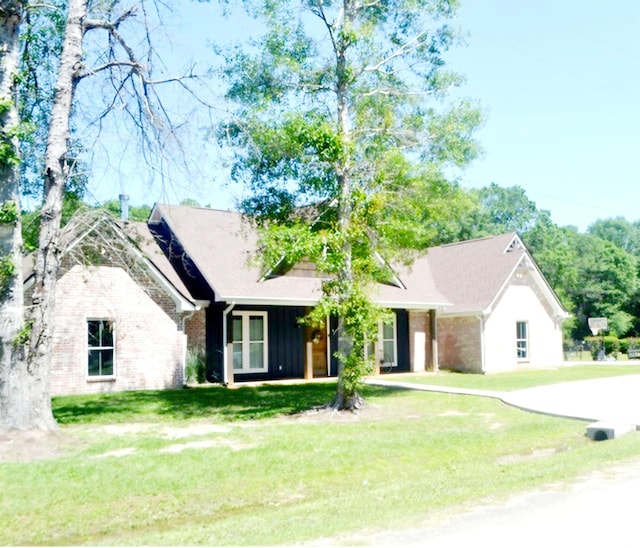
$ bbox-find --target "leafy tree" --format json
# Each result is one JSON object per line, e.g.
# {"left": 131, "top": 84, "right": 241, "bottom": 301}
{"left": 588, "top": 217, "right": 640, "bottom": 256}
{"left": 219, "top": 0, "right": 481, "bottom": 408}
{"left": 467, "top": 182, "right": 542, "bottom": 237}
{"left": 523, "top": 212, "right": 580, "bottom": 311}
{"left": 569, "top": 234, "right": 637, "bottom": 338}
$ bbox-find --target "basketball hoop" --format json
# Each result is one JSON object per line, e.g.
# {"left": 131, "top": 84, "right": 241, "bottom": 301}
{"left": 588, "top": 317, "right": 608, "bottom": 336}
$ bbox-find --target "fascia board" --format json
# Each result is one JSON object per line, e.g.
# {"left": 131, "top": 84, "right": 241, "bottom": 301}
{"left": 217, "top": 296, "right": 450, "bottom": 310}
{"left": 150, "top": 206, "right": 223, "bottom": 300}
{"left": 438, "top": 309, "right": 486, "bottom": 318}
{"left": 216, "top": 296, "right": 319, "bottom": 307}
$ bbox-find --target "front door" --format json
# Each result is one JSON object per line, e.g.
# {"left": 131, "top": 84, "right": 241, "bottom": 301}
{"left": 309, "top": 326, "right": 328, "bottom": 377}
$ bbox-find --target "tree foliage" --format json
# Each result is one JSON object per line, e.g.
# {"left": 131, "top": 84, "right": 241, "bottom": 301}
{"left": 218, "top": 0, "right": 481, "bottom": 408}
{"left": 588, "top": 217, "right": 640, "bottom": 256}
{"left": 466, "top": 182, "right": 542, "bottom": 237}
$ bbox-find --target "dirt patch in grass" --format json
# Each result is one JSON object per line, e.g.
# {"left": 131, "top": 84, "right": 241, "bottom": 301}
{"left": 0, "top": 400, "right": 398, "bottom": 463}
{"left": 0, "top": 429, "right": 80, "bottom": 463}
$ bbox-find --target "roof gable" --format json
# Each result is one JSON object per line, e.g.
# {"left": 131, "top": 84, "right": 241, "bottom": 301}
{"left": 149, "top": 204, "right": 450, "bottom": 308}
{"left": 427, "top": 232, "right": 567, "bottom": 317}
{"left": 24, "top": 211, "right": 197, "bottom": 312}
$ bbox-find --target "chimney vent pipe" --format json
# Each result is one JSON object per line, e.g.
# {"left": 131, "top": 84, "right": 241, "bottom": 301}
{"left": 119, "top": 194, "right": 130, "bottom": 222}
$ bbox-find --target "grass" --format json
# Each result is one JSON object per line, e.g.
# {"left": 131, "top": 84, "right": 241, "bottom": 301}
{"left": 2, "top": 365, "right": 640, "bottom": 545}
{"left": 398, "top": 363, "right": 640, "bottom": 391}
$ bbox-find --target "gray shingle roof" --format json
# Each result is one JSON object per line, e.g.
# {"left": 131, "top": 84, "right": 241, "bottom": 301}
{"left": 150, "top": 204, "right": 450, "bottom": 309}
{"left": 149, "top": 204, "right": 567, "bottom": 317}
{"left": 425, "top": 232, "right": 525, "bottom": 314}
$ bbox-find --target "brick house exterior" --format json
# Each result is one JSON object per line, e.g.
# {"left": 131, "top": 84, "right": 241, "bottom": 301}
{"left": 25, "top": 212, "right": 200, "bottom": 396}
{"left": 50, "top": 265, "right": 187, "bottom": 395}
{"left": 429, "top": 233, "right": 568, "bottom": 373}
{"left": 34, "top": 206, "right": 567, "bottom": 394}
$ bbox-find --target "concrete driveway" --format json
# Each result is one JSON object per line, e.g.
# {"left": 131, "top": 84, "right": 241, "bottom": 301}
{"left": 502, "top": 374, "right": 640, "bottom": 426}
{"left": 367, "top": 373, "right": 640, "bottom": 427}
{"left": 360, "top": 373, "right": 640, "bottom": 547}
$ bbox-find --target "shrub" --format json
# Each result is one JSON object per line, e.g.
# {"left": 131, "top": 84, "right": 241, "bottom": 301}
{"left": 185, "top": 347, "right": 206, "bottom": 384}
{"left": 622, "top": 337, "right": 639, "bottom": 355}
{"left": 619, "top": 338, "right": 629, "bottom": 355}
{"left": 586, "top": 336, "right": 620, "bottom": 359}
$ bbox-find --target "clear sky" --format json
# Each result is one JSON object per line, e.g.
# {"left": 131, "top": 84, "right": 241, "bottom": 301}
{"left": 87, "top": 0, "right": 640, "bottom": 233}
{"left": 446, "top": 0, "right": 640, "bottom": 232}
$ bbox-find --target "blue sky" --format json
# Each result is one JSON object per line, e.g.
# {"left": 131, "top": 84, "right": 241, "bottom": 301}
{"left": 88, "top": 0, "right": 640, "bottom": 233}
{"left": 446, "top": 0, "right": 640, "bottom": 231}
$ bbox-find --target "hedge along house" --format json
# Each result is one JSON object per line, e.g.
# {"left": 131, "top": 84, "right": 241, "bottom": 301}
{"left": 148, "top": 204, "right": 453, "bottom": 385}
{"left": 429, "top": 233, "right": 570, "bottom": 373}
{"left": 23, "top": 209, "right": 203, "bottom": 396}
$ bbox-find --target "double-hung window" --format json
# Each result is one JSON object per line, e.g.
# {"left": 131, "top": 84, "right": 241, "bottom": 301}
{"left": 88, "top": 319, "right": 115, "bottom": 377}
{"left": 232, "top": 311, "right": 268, "bottom": 373}
{"left": 516, "top": 321, "right": 529, "bottom": 360}
{"left": 366, "top": 314, "right": 398, "bottom": 369}
{"left": 379, "top": 317, "right": 397, "bottom": 368}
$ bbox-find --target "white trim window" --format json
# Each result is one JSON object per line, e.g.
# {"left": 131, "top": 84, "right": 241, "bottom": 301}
{"left": 231, "top": 311, "right": 268, "bottom": 373}
{"left": 366, "top": 314, "right": 398, "bottom": 369}
{"left": 379, "top": 317, "right": 398, "bottom": 368}
{"left": 516, "top": 321, "right": 529, "bottom": 360}
{"left": 88, "top": 319, "right": 115, "bottom": 377}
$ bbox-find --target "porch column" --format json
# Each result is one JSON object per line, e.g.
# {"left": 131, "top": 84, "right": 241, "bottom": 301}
{"left": 305, "top": 341, "right": 313, "bottom": 379}
{"left": 226, "top": 342, "right": 235, "bottom": 387}
{"left": 409, "top": 310, "right": 428, "bottom": 372}
{"left": 430, "top": 309, "right": 439, "bottom": 373}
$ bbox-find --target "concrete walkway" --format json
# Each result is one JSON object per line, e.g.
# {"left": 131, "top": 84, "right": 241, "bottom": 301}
{"left": 366, "top": 373, "right": 640, "bottom": 427}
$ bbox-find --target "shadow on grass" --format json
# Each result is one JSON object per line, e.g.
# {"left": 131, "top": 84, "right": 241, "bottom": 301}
{"left": 52, "top": 382, "right": 397, "bottom": 425}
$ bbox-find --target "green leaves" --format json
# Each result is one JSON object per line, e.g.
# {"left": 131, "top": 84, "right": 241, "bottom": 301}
{"left": 217, "top": 0, "right": 481, "bottom": 403}
{"left": 0, "top": 200, "right": 19, "bottom": 224}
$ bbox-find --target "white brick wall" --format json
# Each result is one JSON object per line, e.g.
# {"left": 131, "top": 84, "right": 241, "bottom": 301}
{"left": 50, "top": 265, "right": 186, "bottom": 396}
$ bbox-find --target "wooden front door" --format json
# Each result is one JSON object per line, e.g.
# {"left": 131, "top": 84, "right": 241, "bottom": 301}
{"left": 309, "top": 326, "right": 328, "bottom": 377}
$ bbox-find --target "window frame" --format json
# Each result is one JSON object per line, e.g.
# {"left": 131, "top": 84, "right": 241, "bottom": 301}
{"left": 366, "top": 314, "right": 398, "bottom": 369}
{"left": 516, "top": 320, "right": 529, "bottom": 361}
{"left": 231, "top": 311, "right": 269, "bottom": 374}
{"left": 87, "top": 319, "right": 115, "bottom": 378}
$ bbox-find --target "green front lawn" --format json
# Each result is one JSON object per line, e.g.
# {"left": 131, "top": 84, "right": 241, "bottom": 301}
{"left": 396, "top": 364, "right": 640, "bottom": 391}
{"left": 2, "top": 366, "right": 640, "bottom": 545}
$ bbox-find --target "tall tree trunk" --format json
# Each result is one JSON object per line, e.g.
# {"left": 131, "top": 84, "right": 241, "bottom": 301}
{"left": 0, "top": 0, "right": 36, "bottom": 431}
{"left": 25, "top": 0, "right": 86, "bottom": 429}
{"left": 331, "top": 0, "right": 361, "bottom": 409}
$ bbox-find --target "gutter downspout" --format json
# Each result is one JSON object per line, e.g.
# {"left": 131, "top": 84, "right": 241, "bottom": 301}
{"left": 222, "top": 302, "right": 235, "bottom": 385}
{"left": 180, "top": 309, "right": 197, "bottom": 387}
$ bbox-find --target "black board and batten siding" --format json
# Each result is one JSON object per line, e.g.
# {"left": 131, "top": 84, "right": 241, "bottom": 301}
{"left": 206, "top": 305, "right": 411, "bottom": 383}
{"left": 206, "top": 304, "right": 306, "bottom": 383}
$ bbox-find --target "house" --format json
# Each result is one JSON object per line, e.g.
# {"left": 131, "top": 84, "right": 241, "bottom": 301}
{"left": 148, "top": 204, "right": 451, "bottom": 384}
{"left": 24, "top": 210, "right": 202, "bottom": 396}
{"left": 427, "top": 233, "right": 569, "bottom": 373}
{"left": 36, "top": 202, "right": 568, "bottom": 396}
{"left": 148, "top": 203, "right": 569, "bottom": 384}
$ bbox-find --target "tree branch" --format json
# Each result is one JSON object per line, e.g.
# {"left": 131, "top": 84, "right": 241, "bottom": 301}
{"left": 364, "top": 30, "right": 428, "bottom": 73}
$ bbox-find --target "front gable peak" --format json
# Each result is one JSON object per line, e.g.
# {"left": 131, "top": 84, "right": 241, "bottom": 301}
{"left": 504, "top": 234, "right": 524, "bottom": 254}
